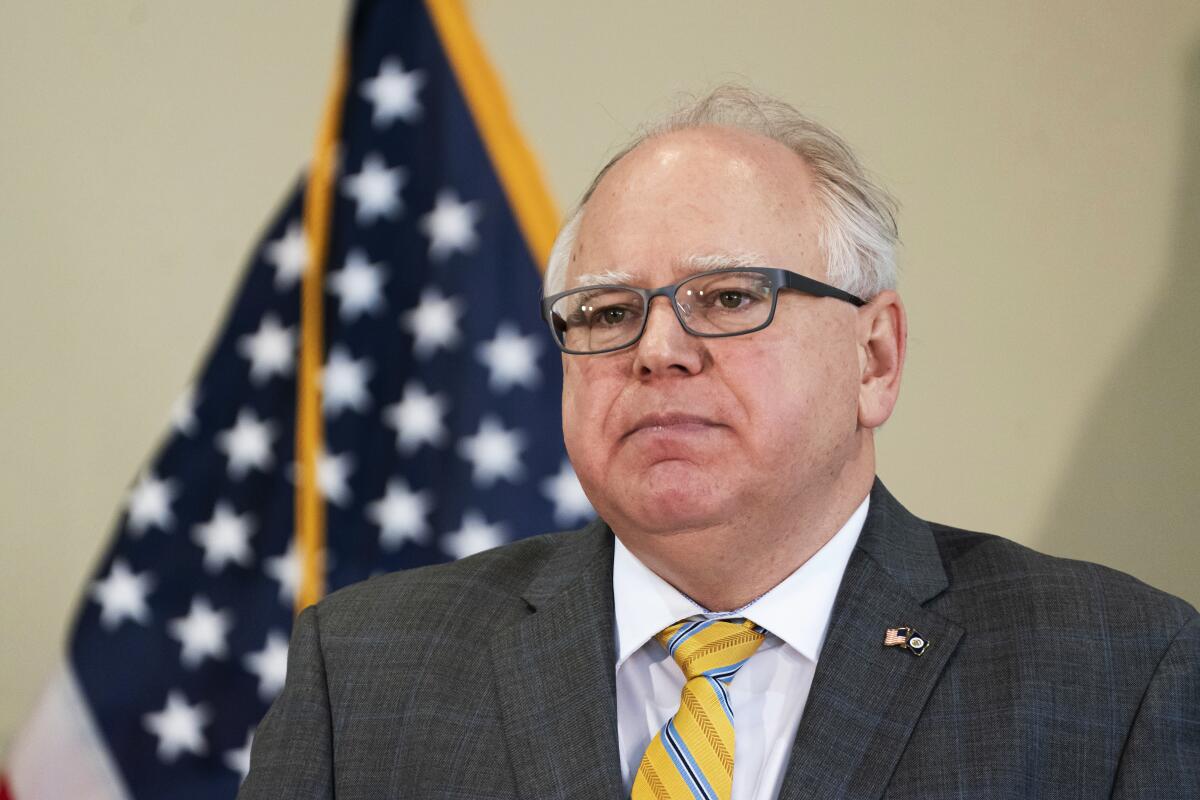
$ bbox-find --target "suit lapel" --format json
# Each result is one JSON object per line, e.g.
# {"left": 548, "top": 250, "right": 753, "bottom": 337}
{"left": 776, "top": 481, "right": 964, "bottom": 800}
{"left": 490, "top": 520, "right": 626, "bottom": 800}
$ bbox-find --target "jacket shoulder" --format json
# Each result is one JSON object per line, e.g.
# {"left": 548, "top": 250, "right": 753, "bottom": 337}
{"left": 929, "top": 522, "right": 1197, "bottom": 638}
{"left": 310, "top": 527, "right": 593, "bottom": 637}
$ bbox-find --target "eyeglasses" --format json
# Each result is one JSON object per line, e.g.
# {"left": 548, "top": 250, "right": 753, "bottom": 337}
{"left": 541, "top": 267, "right": 867, "bottom": 355}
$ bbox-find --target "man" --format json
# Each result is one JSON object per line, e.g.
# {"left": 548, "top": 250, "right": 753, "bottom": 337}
{"left": 240, "top": 87, "right": 1199, "bottom": 799}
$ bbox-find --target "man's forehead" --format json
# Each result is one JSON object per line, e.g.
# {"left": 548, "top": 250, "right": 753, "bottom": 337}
{"left": 568, "top": 251, "right": 770, "bottom": 289}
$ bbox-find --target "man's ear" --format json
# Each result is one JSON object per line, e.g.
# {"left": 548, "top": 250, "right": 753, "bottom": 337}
{"left": 856, "top": 290, "right": 906, "bottom": 429}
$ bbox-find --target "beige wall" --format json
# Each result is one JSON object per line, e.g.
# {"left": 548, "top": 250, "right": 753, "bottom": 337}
{"left": 2, "top": 1, "right": 1197, "bottom": 745}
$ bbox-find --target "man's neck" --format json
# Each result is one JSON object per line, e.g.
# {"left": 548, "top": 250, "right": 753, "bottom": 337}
{"left": 613, "top": 472, "right": 875, "bottom": 611}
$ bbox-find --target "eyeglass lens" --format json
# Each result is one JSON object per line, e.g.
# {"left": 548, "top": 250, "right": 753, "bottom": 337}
{"left": 550, "top": 270, "right": 776, "bottom": 353}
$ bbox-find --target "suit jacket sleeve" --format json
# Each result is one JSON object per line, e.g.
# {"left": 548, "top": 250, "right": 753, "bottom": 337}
{"left": 238, "top": 605, "right": 334, "bottom": 800}
{"left": 1112, "top": 612, "right": 1200, "bottom": 799}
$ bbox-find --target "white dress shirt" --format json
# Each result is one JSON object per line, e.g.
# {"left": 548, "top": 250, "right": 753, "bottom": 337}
{"left": 612, "top": 495, "right": 869, "bottom": 800}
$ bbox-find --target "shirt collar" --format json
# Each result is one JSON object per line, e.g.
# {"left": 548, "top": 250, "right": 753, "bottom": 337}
{"left": 612, "top": 494, "right": 870, "bottom": 668}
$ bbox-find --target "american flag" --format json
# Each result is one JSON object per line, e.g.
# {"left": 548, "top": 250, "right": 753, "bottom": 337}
{"left": 2, "top": 1, "right": 589, "bottom": 798}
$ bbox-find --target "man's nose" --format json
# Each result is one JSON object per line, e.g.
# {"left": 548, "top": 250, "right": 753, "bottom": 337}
{"left": 631, "top": 295, "right": 706, "bottom": 377}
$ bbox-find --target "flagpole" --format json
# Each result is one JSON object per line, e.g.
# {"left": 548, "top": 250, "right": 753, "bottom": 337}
{"left": 295, "top": 46, "right": 349, "bottom": 614}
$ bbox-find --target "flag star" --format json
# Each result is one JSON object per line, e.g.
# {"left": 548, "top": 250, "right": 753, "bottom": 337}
{"left": 263, "top": 221, "right": 308, "bottom": 290}
{"left": 360, "top": 56, "right": 425, "bottom": 127}
{"left": 126, "top": 471, "right": 178, "bottom": 535}
{"left": 541, "top": 460, "right": 595, "bottom": 526}
{"left": 368, "top": 479, "right": 433, "bottom": 550}
{"left": 477, "top": 322, "right": 542, "bottom": 392}
{"left": 458, "top": 415, "right": 526, "bottom": 487}
{"left": 170, "top": 385, "right": 199, "bottom": 437}
{"left": 90, "top": 559, "right": 155, "bottom": 630}
{"left": 216, "top": 409, "right": 277, "bottom": 480}
{"left": 225, "top": 728, "right": 255, "bottom": 782}
{"left": 143, "top": 690, "right": 211, "bottom": 763}
{"left": 192, "top": 502, "right": 255, "bottom": 572}
{"left": 420, "top": 189, "right": 482, "bottom": 262}
{"left": 383, "top": 382, "right": 449, "bottom": 454}
{"left": 237, "top": 314, "right": 295, "bottom": 385}
{"left": 401, "top": 287, "right": 463, "bottom": 359}
{"left": 244, "top": 630, "right": 289, "bottom": 702}
{"left": 167, "top": 596, "right": 234, "bottom": 669}
{"left": 313, "top": 450, "right": 355, "bottom": 507}
{"left": 327, "top": 249, "right": 387, "bottom": 322}
{"left": 265, "top": 542, "right": 300, "bottom": 606}
{"left": 322, "top": 346, "right": 373, "bottom": 418}
{"left": 442, "top": 510, "right": 508, "bottom": 560}
{"left": 343, "top": 152, "right": 406, "bottom": 225}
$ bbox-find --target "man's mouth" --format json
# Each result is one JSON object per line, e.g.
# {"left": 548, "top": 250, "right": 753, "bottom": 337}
{"left": 623, "top": 413, "right": 723, "bottom": 439}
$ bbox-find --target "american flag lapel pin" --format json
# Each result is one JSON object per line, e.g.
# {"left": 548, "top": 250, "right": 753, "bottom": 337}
{"left": 884, "top": 626, "right": 929, "bottom": 656}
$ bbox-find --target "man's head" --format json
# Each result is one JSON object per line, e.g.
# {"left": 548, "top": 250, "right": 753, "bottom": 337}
{"left": 544, "top": 87, "right": 899, "bottom": 299}
{"left": 549, "top": 87, "right": 906, "bottom": 570}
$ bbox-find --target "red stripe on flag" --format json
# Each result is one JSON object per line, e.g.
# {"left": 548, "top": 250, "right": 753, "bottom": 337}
{"left": 0, "top": 774, "right": 15, "bottom": 800}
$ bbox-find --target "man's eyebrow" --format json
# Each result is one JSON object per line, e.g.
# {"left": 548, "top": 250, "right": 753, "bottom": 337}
{"left": 569, "top": 269, "right": 637, "bottom": 289}
{"left": 568, "top": 254, "right": 767, "bottom": 290}
{"left": 682, "top": 252, "right": 769, "bottom": 271}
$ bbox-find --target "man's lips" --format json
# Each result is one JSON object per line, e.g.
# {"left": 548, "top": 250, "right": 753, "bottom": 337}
{"left": 622, "top": 413, "right": 724, "bottom": 439}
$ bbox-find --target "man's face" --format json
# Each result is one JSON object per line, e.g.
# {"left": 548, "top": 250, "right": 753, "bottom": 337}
{"left": 561, "top": 126, "right": 867, "bottom": 536}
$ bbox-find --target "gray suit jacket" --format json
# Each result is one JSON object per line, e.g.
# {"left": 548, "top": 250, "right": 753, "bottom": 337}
{"left": 239, "top": 481, "right": 1200, "bottom": 799}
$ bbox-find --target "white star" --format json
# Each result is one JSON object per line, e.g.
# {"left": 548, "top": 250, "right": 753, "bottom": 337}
{"left": 244, "top": 630, "right": 289, "bottom": 702}
{"left": 442, "top": 510, "right": 508, "bottom": 559}
{"left": 143, "top": 690, "right": 211, "bottom": 763}
{"left": 383, "top": 382, "right": 449, "bottom": 454}
{"left": 343, "top": 152, "right": 406, "bottom": 225}
{"left": 368, "top": 479, "right": 433, "bottom": 550}
{"left": 401, "top": 287, "right": 463, "bottom": 359}
{"left": 360, "top": 57, "right": 425, "bottom": 127}
{"left": 192, "top": 502, "right": 255, "bottom": 572}
{"left": 264, "top": 221, "right": 308, "bottom": 290}
{"left": 225, "top": 728, "right": 255, "bottom": 782}
{"left": 322, "top": 346, "right": 373, "bottom": 418}
{"left": 265, "top": 542, "right": 299, "bottom": 606}
{"left": 90, "top": 559, "right": 155, "bottom": 630}
{"left": 237, "top": 314, "right": 295, "bottom": 385}
{"left": 170, "top": 386, "right": 199, "bottom": 436}
{"left": 458, "top": 415, "right": 526, "bottom": 487}
{"left": 216, "top": 409, "right": 276, "bottom": 480}
{"left": 316, "top": 450, "right": 355, "bottom": 507}
{"left": 167, "top": 596, "right": 234, "bottom": 669}
{"left": 541, "top": 460, "right": 595, "bottom": 526}
{"left": 477, "top": 322, "right": 542, "bottom": 392}
{"left": 420, "top": 189, "right": 482, "bottom": 262}
{"left": 327, "top": 249, "right": 387, "bottom": 322}
{"left": 126, "top": 472, "right": 178, "bottom": 536}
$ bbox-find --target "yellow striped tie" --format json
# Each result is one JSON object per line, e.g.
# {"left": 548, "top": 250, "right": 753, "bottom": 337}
{"left": 631, "top": 618, "right": 766, "bottom": 800}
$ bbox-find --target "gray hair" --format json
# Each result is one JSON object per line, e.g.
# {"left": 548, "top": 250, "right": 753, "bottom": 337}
{"left": 543, "top": 85, "right": 900, "bottom": 299}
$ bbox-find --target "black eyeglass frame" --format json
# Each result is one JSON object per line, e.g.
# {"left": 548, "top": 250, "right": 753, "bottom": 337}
{"left": 540, "top": 266, "right": 868, "bottom": 356}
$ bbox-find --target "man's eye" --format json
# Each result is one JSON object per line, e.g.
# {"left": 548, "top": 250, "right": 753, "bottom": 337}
{"left": 702, "top": 288, "right": 765, "bottom": 310}
{"left": 593, "top": 306, "right": 634, "bottom": 326}
{"left": 717, "top": 291, "right": 749, "bottom": 309}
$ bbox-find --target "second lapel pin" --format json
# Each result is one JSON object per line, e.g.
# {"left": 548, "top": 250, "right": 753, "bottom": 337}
{"left": 884, "top": 626, "right": 929, "bottom": 656}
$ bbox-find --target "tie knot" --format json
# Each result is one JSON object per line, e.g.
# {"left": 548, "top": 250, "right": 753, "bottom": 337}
{"left": 655, "top": 618, "right": 766, "bottom": 682}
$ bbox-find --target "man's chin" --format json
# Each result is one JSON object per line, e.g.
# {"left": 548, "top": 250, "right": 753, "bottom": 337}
{"left": 576, "top": 456, "right": 738, "bottom": 529}
{"left": 615, "top": 476, "right": 732, "bottom": 534}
